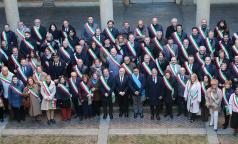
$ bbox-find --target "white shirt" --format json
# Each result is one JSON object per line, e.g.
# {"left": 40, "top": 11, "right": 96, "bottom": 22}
{"left": 229, "top": 93, "right": 238, "bottom": 114}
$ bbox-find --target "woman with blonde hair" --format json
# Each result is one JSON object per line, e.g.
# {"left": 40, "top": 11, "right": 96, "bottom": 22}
{"left": 184, "top": 73, "right": 201, "bottom": 122}
{"left": 206, "top": 79, "right": 223, "bottom": 131}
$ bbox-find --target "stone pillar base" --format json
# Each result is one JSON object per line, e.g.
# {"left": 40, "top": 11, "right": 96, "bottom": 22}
{"left": 42, "top": 0, "right": 55, "bottom": 7}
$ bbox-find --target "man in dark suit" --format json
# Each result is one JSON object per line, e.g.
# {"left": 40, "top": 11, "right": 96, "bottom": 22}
{"left": 165, "top": 18, "right": 177, "bottom": 39}
{"left": 48, "top": 53, "right": 66, "bottom": 82}
{"left": 147, "top": 17, "right": 163, "bottom": 39}
{"left": 1, "top": 24, "right": 17, "bottom": 48}
{"left": 99, "top": 68, "right": 115, "bottom": 119}
{"left": 146, "top": 68, "right": 164, "bottom": 120}
{"left": 129, "top": 67, "right": 145, "bottom": 118}
{"left": 103, "top": 20, "right": 119, "bottom": 44}
{"left": 183, "top": 55, "right": 201, "bottom": 77}
{"left": 17, "top": 58, "right": 33, "bottom": 84}
{"left": 93, "top": 28, "right": 106, "bottom": 47}
{"left": 202, "top": 56, "right": 217, "bottom": 79}
{"left": 61, "top": 20, "right": 75, "bottom": 38}
{"left": 8, "top": 47, "right": 24, "bottom": 74}
{"left": 19, "top": 31, "right": 37, "bottom": 56}
{"left": 114, "top": 68, "right": 130, "bottom": 117}
{"left": 125, "top": 34, "right": 141, "bottom": 63}
{"left": 31, "top": 19, "right": 47, "bottom": 50}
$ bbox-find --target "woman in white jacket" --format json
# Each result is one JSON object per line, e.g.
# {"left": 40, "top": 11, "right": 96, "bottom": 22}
{"left": 229, "top": 86, "right": 238, "bottom": 136}
{"left": 184, "top": 73, "right": 201, "bottom": 122}
{"left": 41, "top": 75, "right": 56, "bottom": 125}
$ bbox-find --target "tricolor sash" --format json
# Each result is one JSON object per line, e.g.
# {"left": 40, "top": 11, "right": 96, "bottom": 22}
{"left": 27, "top": 87, "right": 39, "bottom": 98}
{"left": 60, "top": 47, "right": 71, "bottom": 60}
{"left": 153, "top": 37, "right": 164, "bottom": 51}
{"left": 142, "top": 45, "right": 155, "bottom": 62}
{"left": 162, "top": 76, "right": 174, "bottom": 96}
{"left": 126, "top": 41, "right": 137, "bottom": 57}
{"left": 92, "top": 36, "right": 103, "bottom": 48}
{"left": 149, "top": 24, "right": 157, "bottom": 37}
{"left": 105, "top": 28, "right": 116, "bottom": 43}
{"left": 205, "top": 38, "right": 215, "bottom": 53}
{"left": 219, "top": 41, "right": 230, "bottom": 59}
{"left": 65, "top": 37, "right": 74, "bottom": 51}
{"left": 23, "top": 39, "right": 34, "bottom": 50}
{"left": 69, "top": 78, "right": 79, "bottom": 94}
{"left": 166, "top": 44, "right": 176, "bottom": 57}
{"left": 233, "top": 33, "right": 238, "bottom": 40}
{"left": 58, "top": 84, "right": 71, "bottom": 97}
{"left": 188, "top": 35, "right": 199, "bottom": 51}
{"left": 232, "top": 45, "right": 238, "bottom": 55}
{"left": 73, "top": 65, "right": 83, "bottom": 78}
{"left": 11, "top": 55, "right": 20, "bottom": 68}
{"left": 121, "top": 63, "right": 132, "bottom": 75}
{"left": 17, "top": 67, "right": 27, "bottom": 82}
{"left": 173, "top": 32, "right": 183, "bottom": 48}
{"left": 215, "top": 57, "right": 222, "bottom": 68}
{"left": 10, "top": 84, "right": 23, "bottom": 96}
{"left": 200, "top": 81, "right": 206, "bottom": 95}
{"left": 135, "top": 28, "right": 143, "bottom": 36}
{"left": 99, "top": 76, "right": 110, "bottom": 92}
{"left": 216, "top": 27, "right": 224, "bottom": 39}
{"left": 176, "top": 74, "right": 186, "bottom": 88}
{"left": 88, "top": 48, "right": 98, "bottom": 60}
{"left": 233, "top": 95, "right": 238, "bottom": 109}
{"left": 48, "top": 43, "right": 56, "bottom": 53}
{"left": 169, "top": 64, "right": 177, "bottom": 76}
{"left": 29, "top": 59, "right": 37, "bottom": 69}
{"left": 202, "top": 65, "right": 213, "bottom": 79}
{"left": 33, "top": 26, "right": 43, "bottom": 40}
{"left": 100, "top": 47, "right": 120, "bottom": 67}
{"left": 198, "top": 27, "right": 207, "bottom": 39}
{"left": 231, "top": 63, "right": 238, "bottom": 75}
{"left": 142, "top": 62, "right": 152, "bottom": 75}
{"left": 33, "top": 72, "right": 41, "bottom": 82}
{"left": 85, "top": 23, "right": 95, "bottom": 35}
{"left": 80, "top": 81, "right": 93, "bottom": 95}
{"left": 0, "top": 49, "right": 8, "bottom": 60}
{"left": 0, "top": 75, "right": 11, "bottom": 84}
{"left": 116, "top": 44, "right": 123, "bottom": 55}
{"left": 222, "top": 88, "right": 229, "bottom": 107}
{"left": 62, "top": 32, "right": 68, "bottom": 38}
{"left": 42, "top": 81, "right": 51, "bottom": 96}
{"left": 1, "top": 31, "right": 8, "bottom": 44}
{"left": 179, "top": 44, "right": 189, "bottom": 60}
{"left": 16, "top": 29, "right": 25, "bottom": 39}
{"left": 184, "top": 62, "right": 192, "bottom": 75}
{"left": 218, "top": 69, "right": 228, "bottom": 82}
{"left": 155, "top": 59, "right": 164, "bottom": 76}
{"left": 195, "top": 53, "right": 205, "bottom": 65}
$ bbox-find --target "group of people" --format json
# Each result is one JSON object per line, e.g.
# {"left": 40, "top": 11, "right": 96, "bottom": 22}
{"left": 0, "top": 16, "right": 238, "bottom": 135}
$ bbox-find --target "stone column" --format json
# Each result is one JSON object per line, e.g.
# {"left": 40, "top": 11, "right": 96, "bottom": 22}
{"left": 3, "top": 0, "right": 20, "bottom": 31}
{"left": 100, "top": 0, "right": 113, "bottom": 29}
{"left": 196, "top": 0, "right": 210, "bottom": 26}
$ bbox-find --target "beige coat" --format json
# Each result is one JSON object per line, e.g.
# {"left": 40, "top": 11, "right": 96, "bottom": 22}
{"left": 41, "top": 81, "right": 56, "bottom": 110}
{"left": 205, "top": 87, "right": 223, "bottom": 111}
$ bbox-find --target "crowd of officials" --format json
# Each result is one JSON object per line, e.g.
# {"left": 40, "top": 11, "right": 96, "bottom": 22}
{"left": 0, "top": 16, "right": 238, "bottom": 135}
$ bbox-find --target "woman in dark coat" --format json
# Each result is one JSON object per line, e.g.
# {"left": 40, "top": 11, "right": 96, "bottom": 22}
{"left": 90, "top": 72, "right": 101, "bottom": 116}
{"left": 48, "top": 24, "right": 62, "bottom": 43}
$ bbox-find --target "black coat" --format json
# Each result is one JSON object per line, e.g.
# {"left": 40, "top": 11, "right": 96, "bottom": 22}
{"left": 48, "top": 61, "right": 66, "bottom": 80}
{"left": 163, "top": 76, "right": 177, "bottom": 103}
{"left": 31, "top": 26, "right": 47, "bottom": 43}
{"left": 19, "top": 38, "right": 37, "bottom": 56}
{"left": 114, "top": 75, "right": 129, "bottom": 95}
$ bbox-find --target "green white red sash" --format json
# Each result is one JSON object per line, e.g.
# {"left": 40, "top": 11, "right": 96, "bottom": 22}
{"left": 10, "top": 84, "right": 23, "bottom": 96}
{"left": 62, "top": 32, "right": 68, "bottom": 38}
{"left": 142, "top": 62, "right": 152, "bottom": 75}
{"left": 99, "top": 76, "right": 110, "bottom": 92}
{"left": 48, "top": 43, "right": 56, "bottom": 53}
{"left": 176, "top": 74, "right": 186, "bottom": 88}
{"left": 149, "top": 24, "right": 157, "bottom": 37}
{"left": 218, "top": 69, "right": 228, "bottom": 82}
{"left": 65, "top": 37, "right": 74, "bottom": 51}
{"left": 216, "top": 27, "right": 224, "bottom": 39}
{"left": 85, "top": 23, "right": 95, "bottom": 35}
{"left": 60, "top": 47, "right": 71, "bottom": 60}
{"left": 153, "top": 37, "right": 164, "bottom": 51}
{"left": 80, "top": 81, "right": 93, "bottom": 95}
{"left": 232, "top": 45, "right": 238, "bottom": 55}
{"left": 23, "top": 39, "right": 34, "bottom": 50}
{"left": 155, "top": 59, "right": 164, "bottom": 76}
{"left": 105, "top": 28, "right": 116, "bottom": 43}
{"left": 11, "top": 55, "right": 20, "bottom": 67}
{"left": 184, "top": 62, "right": 192, "bottom": 75}
{"left": 16, "top": 29, "right": 25, "bottom": 39}
{"left": 42, "top": 81, "right": 51, "bottom": 96}
{"left": 222, "top": 88, "right": 229, "bottom": 107}
{"left": 100, "top": 47, "right": 120, "bottom": 67}
{"left": 126, "top": 41, "right": 137, "bottom": 57}
{"left": 179, "top": 44, "right": 189, "bottom": 60}
{"left": 69, "top": 78, "right": 79, "bottom": 94}
{"left": 29, "top": 59, "right": 37, "bottom": 69}
{"left": 17, "top": 67, "right": 27, "bottom": 82}
{"left": 188, "top": 35, "right": 199, "bottom": 51}
{"left": 233, "top": 33, "right": 238, "bottom": 39}
{"left": 173, "top": 32, "right": 183, "bottom": 48}
{"left": 27, "top": 87, "right": 39, "bottom": 98}
{"left": 219, "top": 41, "right": 229, "bottom": 59}
{"left": 135, "top": 28, "right": 143, "bottom": 36}
{"left": 215, "top": 57, "right": 222, "bottom": 68}
{"left": 200, "top": 81, "right": 206, "bottom": 95}
{"left": 142, "top": 45, "right": 155, "bottom": 62}
{"left": 202, "top": 65, "right": 212, "bottom": 79}
{"left": 233, "top": 95, "right": 238, "bottom": 109}
{"left": 33, "top": 26, "right": 43, "bottom": 40}
{"left": 195, "top": 53, "right": 205, "bottom": 65}
{"left": 198, "top": 27, "right": 207, "bottom": 39}
{"left": 169, "top": 64, "right": 177, "bottom": 76}
{"left": 1, "top": 31, "right": 8, "bottom": 44}
{"left": 73, "top": 65, "right": 83, "bottom": 78}
{"left": 58, "top": 84, "right": 71, "bottom": 97}
{"left": 116, "top": 44, "right": 123, "bottom": 55}
{"left": 121, "top": 63, "right": 132, "bottom": 75}
{"left": 166, "top": 44, "right": 176, "bottom": 57}
{"left": 0, "top": 49, "right": 8, "bottom": 60}
{"left": 88, "top": 48, "right": 98, "bottom": 60}
{"left": 92, "top": 36, "right": 103, "bottom": 48}
{"left": 205, "top": 38, "right": 214, "bottom": 53}
{"left": 231, "top": 63, "right": 238, "bottom": 75}
{"left": 0, "top": 75, "right": 11, "bottom": 84}
{"left": 162, "top": 76, "right": 174, "bottom": 96}
{"left": 33, "top": 72, "right": 41, "bottom": 82}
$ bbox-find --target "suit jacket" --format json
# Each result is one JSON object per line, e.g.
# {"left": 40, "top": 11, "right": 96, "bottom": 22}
{"left": 163, "top": 76, "right": 177, "bottom": 103}
{"left": 68, "top": 77, "right": 80, "bottom": 97}
{"left": 177, "top": 74, "right": 189, "bottom": 97}
{"left": 1, "top": 31, "right": 18, "bottom": 48}
{"left": 129, "top": 73, "right": 145, "bottom": 95}
{"left": 114, "top": 74, "right": 129, "bottom": 95}
{"left": 147, "top": 24, "right": 163, "bottom": 38}
{"left": 103, "top": 27, "right": 119, "bottom": 43}
{"left": 99, "top": 76, "right": 114, "bottom": 97}
{"left": 19, "top": 38, "right": 37, "bottom": 56}
{"left": 165, "top": 25, "right": 176, "bottom": 39}
{"left": 163, "top": 44, "right": 179, "bottom": 61}
{"left": 17, "top": 65, "right": 33, "bottom": 82}
{"left": 31, "top": 26, "right": 47, "bottom": 43}
{"left": 107, "top": 54, "right": 123, "bottom": 77}
{"left": 48, "top": 61, "right": 66, "bottom": 80}
{"left": 82, "top": 23, "right": 99, "bottom": 42}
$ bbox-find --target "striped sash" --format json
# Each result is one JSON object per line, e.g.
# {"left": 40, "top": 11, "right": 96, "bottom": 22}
{"left": 222, "top": 88, "right": 229, "bottom": 107}
{"left": 48, "top": 43, "right": 56, "bottom": 53}
{"left": 11, "top": 55, "right": 21, "bottom": 67}
{"left": 58, "top": 84, "right": 71, "bottom": 97}
{"left": 69, "top": 78, "right": 79, "bottom": 94}
{"left": 233, "top": 95, "right": 238, "bottom": 109}
{"left": 10, "top": 84, "right": 23, "bottom": 96}
{"left": 126, "top": 41, "right": 137, "bottom": 57}
{"left": 16, "top": 29, "right": 25, "bottom": 39}
{"left": 85, "top": 23, "right": 95, "bottom": 35}
{"left": 195, "top": 53, "right": 205, "bottom": 65}
{"left": 162, "top": 76, "right": 174, "bottom": 96}
{"left": 42, "top": 81, "right": 52, "bottom": 96}
{"left": 0, "top": 49, "right": 8, "bottom": 60}
{"left": 188, "top": 35, "right": 199, "bottom": 51}
{"left": 60, "top": 47, "right": 71, "bottom": 60}
{"left": 88, "top": 48, "right": 98, "bottom": 60}
{"left": 27, "top": 87, "right": 39, "bottom": 98}
{"left": 169, "top": 64, "right": 177, "bottom": 76}
{"left": 173, "top": 32, "right": 183, "bottom": 48}
{"left": 233, "top": 33, "right": 238, "bottom": 39}
{"left": 33, "top": 26, "right": 42, "bottom": 40}
{"left": 198, "top": 27, "right": 207, "bottom": 39}
{"left": 153, "top": 37, "right": 164, "bottom": 51}
{"left": 216, "top": 27, "right": 224, "bottom": 39}
{"left": 80, "top": 81, "right": 93, "bottom": 95}
{"left": 149, "top": 24, "right": 157, "bottom": 37}
{"left": 142, "top": 62, "right": 152, "bottom": 75}
{"left": 219, "top": 41, "right": 230, "bottom": 59}
{"left": 202, "top": 65, "right": 212, "bottom": 79}
{"left": 17, "top": 67, "right": 27, "bottom": 82}
{"left": 166, "top": 44, "right": 176, "bottom": 57}
{"left": 232, "top": 45, "right": 238, "bottom": 55}
{"left": 0, "top": 75, "right": 11, "bottom": 84}
{"left": 1, "top": 31, "right": 8, "bottom": 44}
{"left": 176, "top": 74, "right": 186, "bottom": 88}
{"left": 141, "top": 45, "right": 155, "bottom": 62}
{"left": 215, "top": 57, "right": 222, "bottom": 68}
{"left": 184, "top": 62, "right": 192, "bottom": 75}
{"left": 100, "top": 47, "right": 120, "bottom": 67}
{"left": 155, "top": 59, "right": 164, "bottom": 76}
{"left": 231, "top": 63, "right": 238, "bottom": 75}
{"left": 218, "top": 69, "right": 228, "bottom": 82}
{"left": 92, "top": 36, "right": 103, "bottom": 48}
{"left": 121, "top": 63, "right": 132, "bottom": 75}
{"left": 205, "top": 38, "right": 214, "bottom": 53}
{"left": 200, "top": 81, "right": 206, "bottom": 95}
{"left": 135, "top": 28, "right": 143, "bottom": 36}
{"left": 23, "top": 39, "right": 34, "bottom": 50}
{"left": 105, "top": 28, "right": 116, "bottom": 43}
{"left": 99, "top": 76, "right": 110, "bottom": 92}
{"left": 73, "top": 65, "right": 83, "bottom": 78}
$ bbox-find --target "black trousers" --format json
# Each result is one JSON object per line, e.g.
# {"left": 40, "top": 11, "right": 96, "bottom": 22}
{"left": 12, "top": 106, "right": 25, "bottom": 122}
{"left": 92, "top": 101, "right": 101, "bottom": 116}
{"left": 102, "top": 96, "right": 113, "bottom": 116}
{"left": 0, "top": 107, "right": 3, "bottom": 120}
{"left": 165, "top": 101, "right": 173, "bottom": 116}
{"left": 150, "top": 105, "right": 160, "bottom": 116}
{"left": 177, "top": 96, "right": 187, "bottom": 114}
{"left": 118, "top": 95, "right": 129, "bottom": 115}
{"left": 71, "top": 97, "right": 82, "bottom": 117}
{"left": 223, "top": 109, "right": 230, "bottom": 127}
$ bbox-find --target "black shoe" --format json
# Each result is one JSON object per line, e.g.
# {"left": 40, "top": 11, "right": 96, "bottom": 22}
{"left": 151, "top": 115, "right": 154, "bottom": 120}
{"left": 177, "top": 113, "right": 181, "bottom": 117}
{"left": 156, "top": 115, "right": 160, "bottom": 120}
{"left": 47, "top": 120, "right": 51, "bottom": 125}
{"left": 73, "top": 115, "right": 78, "bottom": 118}
{"left": 103, "top": 115, "right": 107, "bottom": 119}
{"left": 214, "top": 129, "right": 218, "bottom": 132}
{"left": 140, "top": 113, "right": 144, "bottom": 118}
{"left": 223, "top": 125, "right": 228, "bottom": 129}
{"left": 79, "top": 116, "right": 83, "bottom": 121}
{"left": 0, "top": 119, "right": 4, "bottom": 123}
{"left": 119, "top": 113, "right": 123, "bottom": 117}
{"left": 110, "top": 115, "right": 113, "bottom": 119}
{"left": 233, "top": 131, "right": 237, "bottom": 136}
{"left": 170, "top": 115, "right": 173, "bottom": 119}
{"left": 134, "top": 113, "right": 137, "bottom": 119}
{"left": 190, "top": 119, "right": 195, "bottom": 123}
{"left": 184, "top": 113, "right": 188, "bottom": 117}
{"left": 125, "top": 113, "right": 129, "bottom": 118}
{"left": 50, "top": 119, "right": 56, "bottom": 124}
{"left": 164, "top": 114, "right": 167, "bottom": 117}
